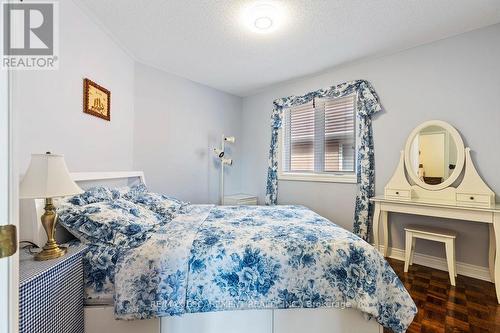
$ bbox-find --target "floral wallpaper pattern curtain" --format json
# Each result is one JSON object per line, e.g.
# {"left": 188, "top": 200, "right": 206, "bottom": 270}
{"left": 265, "top": 80, "right": 382, "bottom": 241}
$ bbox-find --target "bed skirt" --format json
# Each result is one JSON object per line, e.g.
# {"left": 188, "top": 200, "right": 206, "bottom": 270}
{"left": 84, "top": 305, "right": 382, "bottom": 333}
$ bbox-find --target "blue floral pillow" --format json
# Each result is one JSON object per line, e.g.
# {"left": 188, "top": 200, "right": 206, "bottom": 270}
{"left": 58, "top": 199, "right": 163, "bottom": 248}
{"left": 121, "top": 183, "right": 148, "bottom": 200}
{"left": 68, "top": 186, "right": 120, "bottom": 206}
{"left": 122, "top": 184, "right": 188, "bottom": 220}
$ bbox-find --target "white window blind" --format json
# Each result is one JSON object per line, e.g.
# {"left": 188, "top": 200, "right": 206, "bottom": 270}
{"left": 284, "top": 101, "right": 315, "bottom": 172}
{"left": 282, "top": 95, "right": 356, "bottom": 175}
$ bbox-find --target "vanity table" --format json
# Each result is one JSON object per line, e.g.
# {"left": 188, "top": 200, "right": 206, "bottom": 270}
{"left": 371, "top": 120, "right": 500, "bottom": 303}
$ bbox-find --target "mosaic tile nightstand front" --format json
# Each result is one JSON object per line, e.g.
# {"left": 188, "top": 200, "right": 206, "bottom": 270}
{"left": 19, "top": 244, "right": 86, "bottom": 333}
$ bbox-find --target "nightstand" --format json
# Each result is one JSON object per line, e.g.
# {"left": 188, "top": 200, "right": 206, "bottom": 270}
{"left": 19, "top": 244, "right": 86, "bottom": 333}
{"left": 224, "top": 194, "right": 258, "bottom": 205}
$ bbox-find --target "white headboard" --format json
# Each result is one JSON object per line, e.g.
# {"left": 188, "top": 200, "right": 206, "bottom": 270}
{"left": 20, "top": 171, "right": 146, "bottom": 247}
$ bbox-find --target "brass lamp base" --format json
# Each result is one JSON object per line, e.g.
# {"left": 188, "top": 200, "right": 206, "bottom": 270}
{"left": 34, "top": 198, "right": 67, "bottom": 261}
{"left": 34, "top": 241, "right": 67, "bottom": 261}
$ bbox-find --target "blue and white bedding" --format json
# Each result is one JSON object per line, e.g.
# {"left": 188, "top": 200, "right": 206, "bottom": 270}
{"left": 58, "top": 186, "right": 417, "bottom": 333}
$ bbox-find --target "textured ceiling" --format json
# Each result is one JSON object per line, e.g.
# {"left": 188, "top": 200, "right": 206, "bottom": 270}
{"left": 77, "top": 0, "right": 500, "bottom": 96}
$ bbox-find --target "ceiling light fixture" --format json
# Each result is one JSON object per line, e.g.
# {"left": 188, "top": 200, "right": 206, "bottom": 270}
{"left": 254, "top": 16, "right": 273, "bottom": 30}
{"left": 242, "top": 2, "right": 284, "bottom": 34}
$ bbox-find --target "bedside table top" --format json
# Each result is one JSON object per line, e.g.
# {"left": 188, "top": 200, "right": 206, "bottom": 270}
{"left": 224, "top": 194, "right": 257, "bottom": 200}
{"left": 20, "top": 243, "right": 87, "bottom": 285}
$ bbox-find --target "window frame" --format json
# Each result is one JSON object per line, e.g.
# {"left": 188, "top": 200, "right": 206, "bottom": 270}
{"left": 277, "top": 94, "right": 358, "bottom": 184}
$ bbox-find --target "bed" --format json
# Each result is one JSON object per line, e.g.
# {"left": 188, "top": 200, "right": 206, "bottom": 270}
{"left": 28, "top": 172, "right": 416, "bottom": 333}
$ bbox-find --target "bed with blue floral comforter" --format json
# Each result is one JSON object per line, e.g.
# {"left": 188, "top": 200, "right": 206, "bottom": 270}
{"left": 58, "top": 186, "right": 416, "bottom": 333}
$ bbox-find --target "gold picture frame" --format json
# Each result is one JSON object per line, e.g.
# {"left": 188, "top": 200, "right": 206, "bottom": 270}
{"left": 83, "top": 78, "right": 111, "bottom": 121}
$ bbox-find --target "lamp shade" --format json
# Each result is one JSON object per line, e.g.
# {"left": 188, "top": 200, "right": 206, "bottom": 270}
{"left": 19, "top": 153, "right": 83, "bottom": 199}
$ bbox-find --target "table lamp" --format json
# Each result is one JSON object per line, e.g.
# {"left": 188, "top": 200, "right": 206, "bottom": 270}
{"left": 19, "top": 152, "right": 83, "bottom": 261}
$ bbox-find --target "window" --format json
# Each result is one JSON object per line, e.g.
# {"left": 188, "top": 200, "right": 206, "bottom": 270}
{"left": 279, "top": 94, "right": 357, "bottom": 183}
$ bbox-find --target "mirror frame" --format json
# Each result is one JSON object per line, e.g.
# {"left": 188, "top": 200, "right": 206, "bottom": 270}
{"left": 404, "top": 120, "right": 465, "bottom": 191}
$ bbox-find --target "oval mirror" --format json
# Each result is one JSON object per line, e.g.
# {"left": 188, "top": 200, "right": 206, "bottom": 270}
{"left": 404, "top": 120, "right": 465, "bottom": 190}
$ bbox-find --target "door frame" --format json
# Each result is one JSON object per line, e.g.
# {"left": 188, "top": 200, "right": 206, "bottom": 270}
{"left": 9, "top": 64, "right": 19, "bottom": 333}
{"left": 1, "top": 60, "right": 19, "bottom": 333}
{"left": 1, "top": 1, "right": 19, "bottom": 329}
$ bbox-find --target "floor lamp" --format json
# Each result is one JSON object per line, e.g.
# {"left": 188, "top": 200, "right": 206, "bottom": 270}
{"left": 213, "top": 135, "right": 234, "bottom": 205}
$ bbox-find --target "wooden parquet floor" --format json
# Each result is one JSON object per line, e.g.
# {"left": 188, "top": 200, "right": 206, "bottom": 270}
{"left": 385, "top": 258, "right": 500, "bottom": 333}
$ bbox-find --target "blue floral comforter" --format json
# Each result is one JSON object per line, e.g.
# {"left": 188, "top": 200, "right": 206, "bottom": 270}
{"left": 112, "top": 204, "right": 416, "bottom": 332}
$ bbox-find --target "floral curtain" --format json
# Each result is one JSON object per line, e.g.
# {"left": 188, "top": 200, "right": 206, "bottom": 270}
{"left": 265, "top": 80, "right": 382, "bottom": 241}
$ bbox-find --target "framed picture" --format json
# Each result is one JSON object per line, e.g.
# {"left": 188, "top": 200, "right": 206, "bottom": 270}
{"left": 83, "top": 78, "right": 111, "bottom": 121}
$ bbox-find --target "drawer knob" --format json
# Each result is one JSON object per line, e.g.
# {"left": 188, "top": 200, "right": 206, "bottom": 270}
{"left": 395, "top": 191, "right": 399, "bottom": 195}
{"left": 470, "top": 196, "right": 474, "bottom": 200}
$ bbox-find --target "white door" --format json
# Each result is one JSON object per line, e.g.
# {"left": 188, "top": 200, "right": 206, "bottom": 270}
{"left": 419, "top": 132, "right": 445, "bottom": 178}
{"left": 0, "top": 53, "right": 19, "bottom": 333}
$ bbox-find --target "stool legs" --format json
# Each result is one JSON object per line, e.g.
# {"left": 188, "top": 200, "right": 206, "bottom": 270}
{"left": 445, "top": 239, "right": 456, "bottom": 286}
{"left": 454, "top": 241, "right": 457, "bottom": 277}
{"left": 409, "top": 237, "right": 416, "bottom": 266}
{"left": 404, "top": 232, "right": 412, "bottom": 273}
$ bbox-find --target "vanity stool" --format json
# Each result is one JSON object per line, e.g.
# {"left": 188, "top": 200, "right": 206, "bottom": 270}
{"left": 404, "top": 225, "right": 457, "bottom": 286}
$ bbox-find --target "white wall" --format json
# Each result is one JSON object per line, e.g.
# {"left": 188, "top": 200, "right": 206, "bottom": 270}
{"left": 14, "top": 0, "right": 135, "bottom": 174}
{"left": 240, "top": 24, "right": 500, "bottom": 267}
{"left": 14, "top": 0, "right": 135, "bottom": 243}
{"left": 133, "top": 63, "right": 242, "bottom": 204}
{"left": 14, "top": 0, "right": 243, "bottom": 243}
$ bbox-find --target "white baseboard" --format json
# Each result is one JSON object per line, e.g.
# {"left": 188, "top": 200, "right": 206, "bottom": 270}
{"left": 378, "top": 245, "right": 492, "bottom": 282}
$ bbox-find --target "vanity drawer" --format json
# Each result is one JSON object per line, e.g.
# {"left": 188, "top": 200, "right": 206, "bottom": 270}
{"left": 385, "top": 189, "right": 411, "bottom": 200}
{"left": 456, "top": 193, "right": 492, "bottom": 207}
